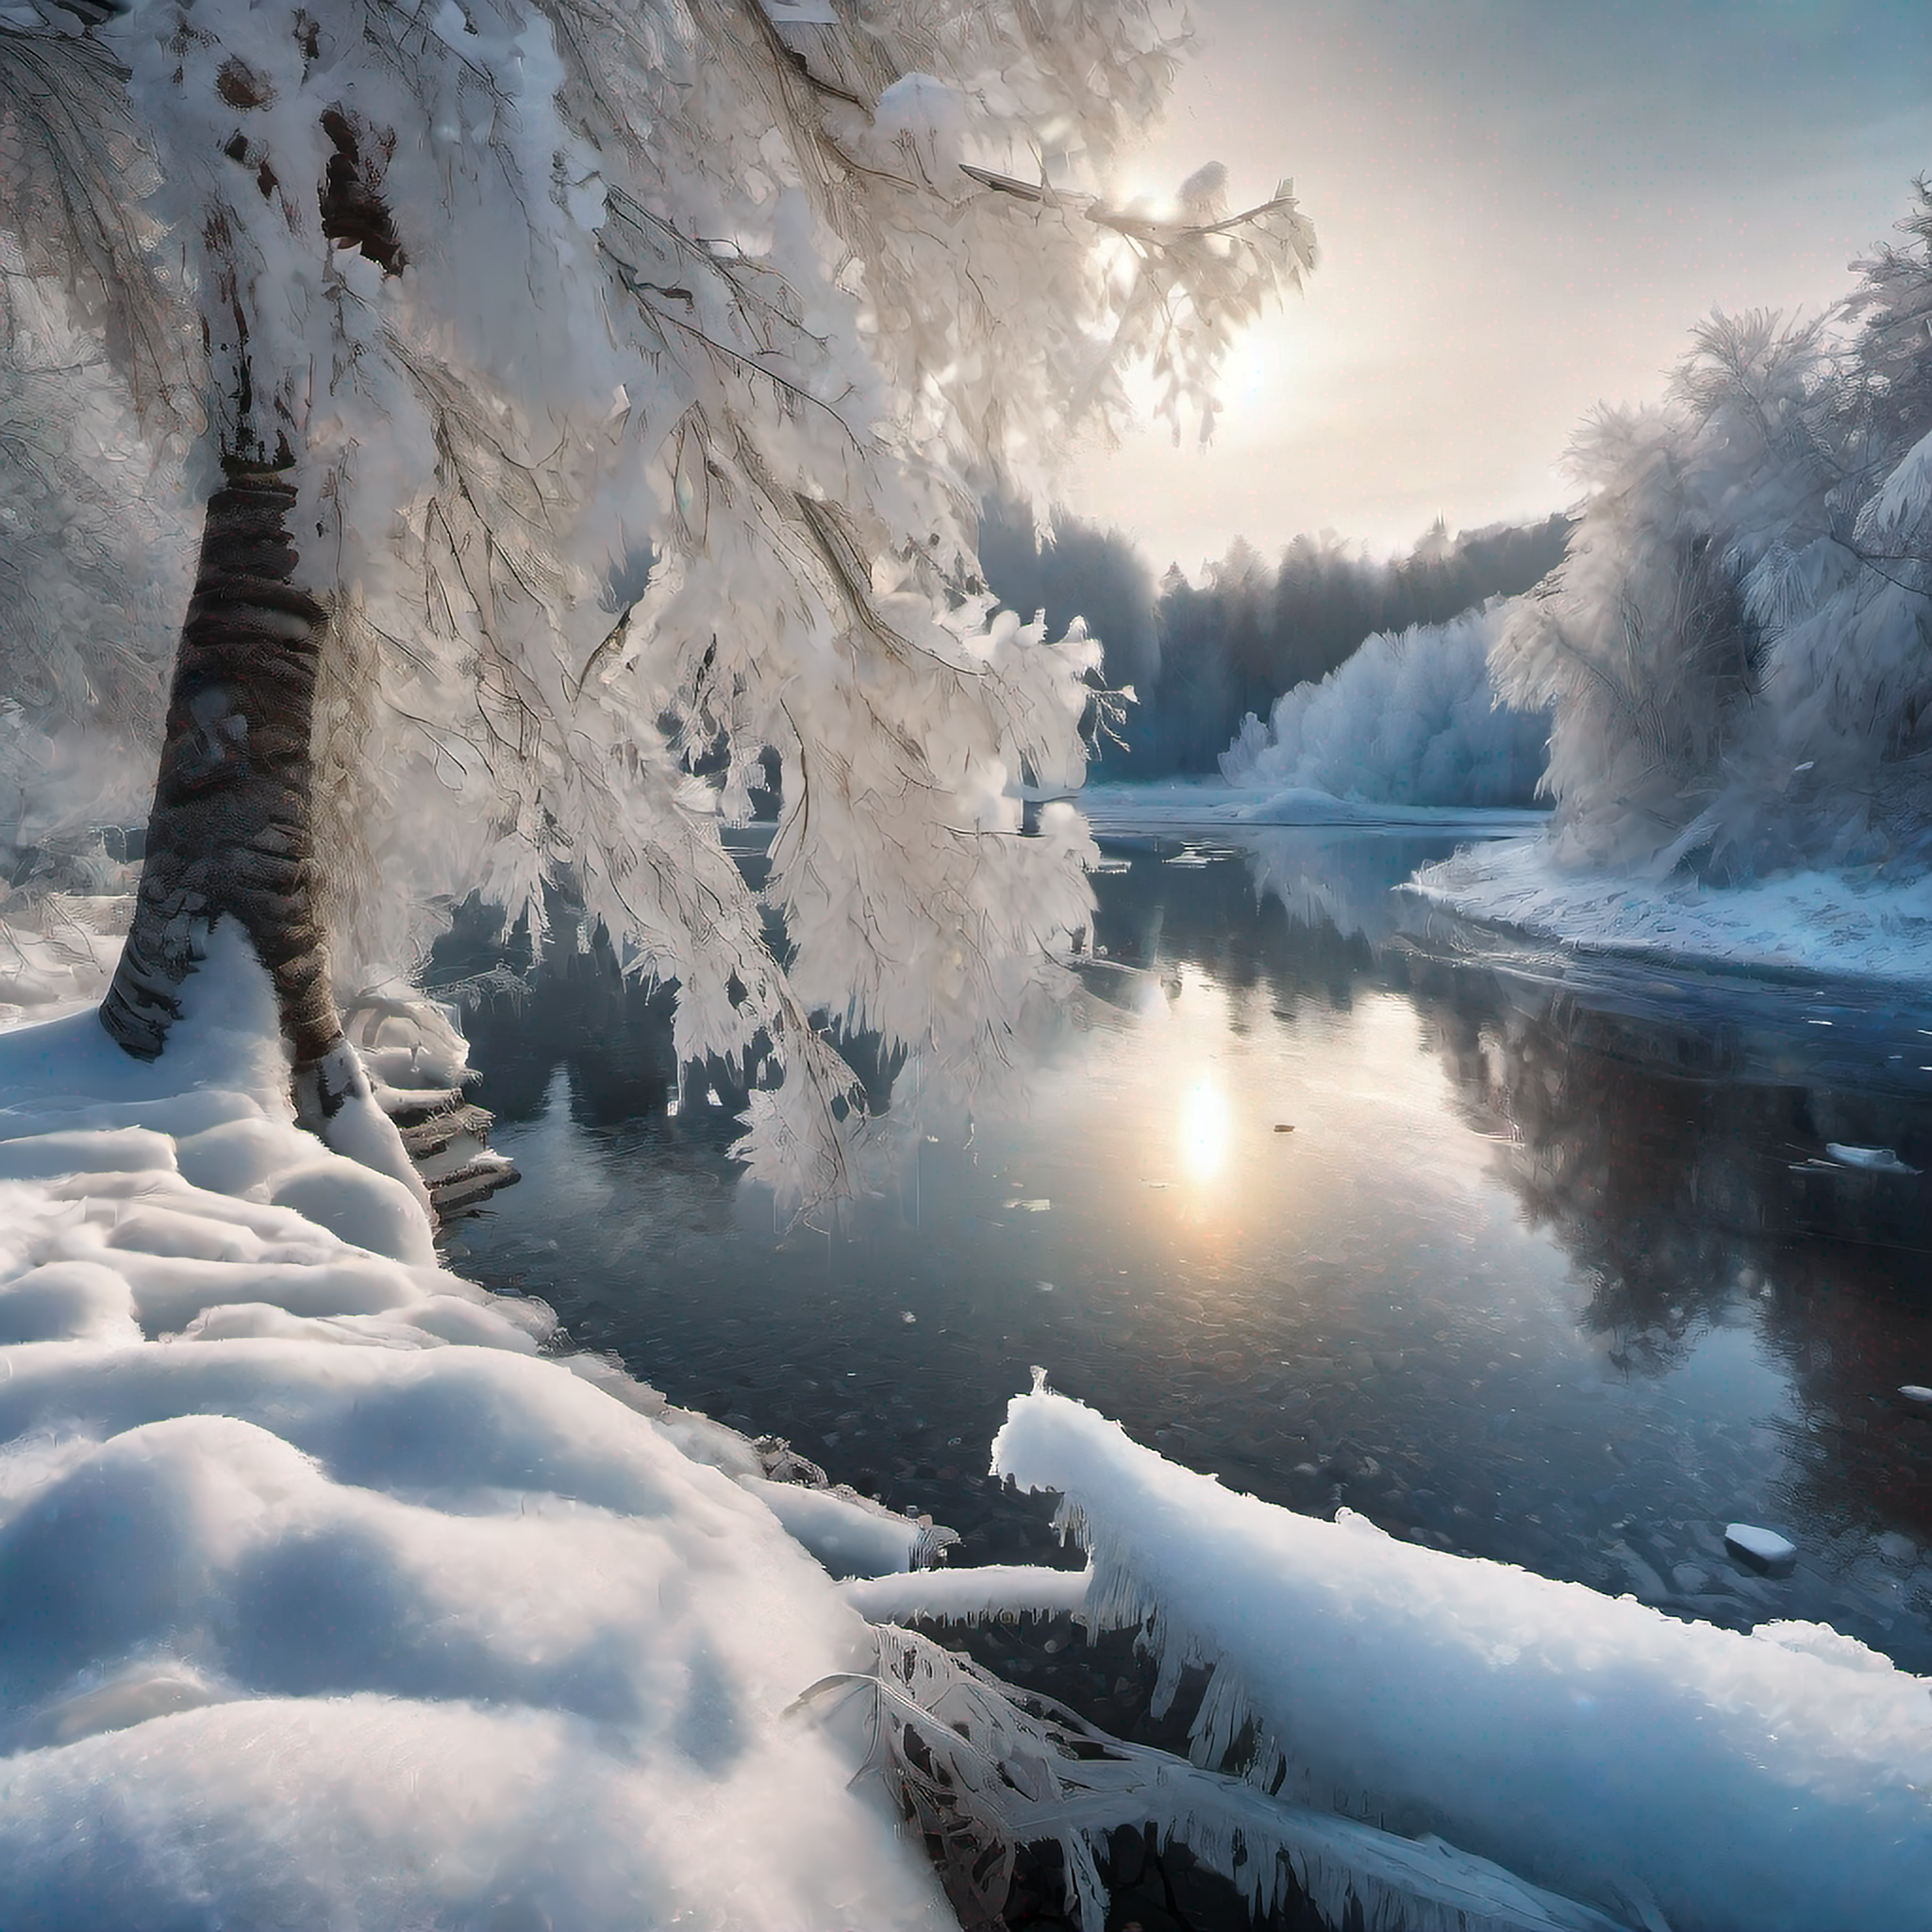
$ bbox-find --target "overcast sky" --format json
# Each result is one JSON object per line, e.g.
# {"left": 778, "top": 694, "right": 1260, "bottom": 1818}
{"left": 1063, "top": 0, "right": 1932, "bottom": 573}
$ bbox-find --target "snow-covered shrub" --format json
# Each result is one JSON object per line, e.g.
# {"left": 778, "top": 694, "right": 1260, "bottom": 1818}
{"left": 1494, "top": 186, "right": 1932, "bottom": 876}
{"left": 1220, "top": 602, "right": 1548, "bottom": 808}
{"left": 1492, "top": 315, "right": 1831, "bottom": 866}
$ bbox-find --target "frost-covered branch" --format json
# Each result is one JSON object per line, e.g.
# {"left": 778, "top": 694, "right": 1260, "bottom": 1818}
{"left": 990, "top": 1381, "right": 1932, "bottom": 1932}
{"left": 5, "top": 0, "right": 1314, "bottom": 1209}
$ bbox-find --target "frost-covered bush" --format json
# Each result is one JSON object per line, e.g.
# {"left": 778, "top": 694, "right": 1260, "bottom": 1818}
{"left": 1494, "top": 186, "right": 1932, "bottom": 875}
{"left": 1220, "top": 602, "right": 1548, "bottom": 808}
{"left": 1106, "top": 514, "right": 1569, "bottom": 777}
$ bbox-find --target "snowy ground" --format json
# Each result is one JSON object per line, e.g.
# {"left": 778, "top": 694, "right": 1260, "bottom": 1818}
{"left": 0, "top": 889, "right": 129, "bottom": 1028}
{"left": 0, "top": 931, "right": 952, "bottom": 1930}
{"left": 4, "top": 915, "right": 1929, "bottom": 1929}
{"left": 1074, "top": 777, "right": 1549, "bottom": 837}
{"left": 1411, "top": 837, "right": 1932, "bottom": 988}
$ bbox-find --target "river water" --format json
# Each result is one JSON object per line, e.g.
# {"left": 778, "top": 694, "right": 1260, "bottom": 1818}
{"left": 448, "top": 827, "right": 1932, "bottom": 1675}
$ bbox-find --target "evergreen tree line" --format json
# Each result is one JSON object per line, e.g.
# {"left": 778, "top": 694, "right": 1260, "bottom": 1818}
{"left": 978, "top": 497, "right": 1571, "bottom": 776}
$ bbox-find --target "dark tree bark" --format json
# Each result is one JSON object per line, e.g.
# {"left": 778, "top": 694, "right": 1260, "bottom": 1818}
{"left": 99, "top": 458, "right": 368, "bottom": 1131}
{"left": 101, "top": 95, "right": 408, "bottom": 1141}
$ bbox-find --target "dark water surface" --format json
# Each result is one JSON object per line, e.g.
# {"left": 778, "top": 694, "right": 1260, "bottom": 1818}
{"left": 448, "top": 830, "right": 1932, "bottom": 1673}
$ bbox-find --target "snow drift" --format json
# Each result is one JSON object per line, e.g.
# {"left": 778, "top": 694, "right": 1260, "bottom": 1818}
{"left": 1407, "top": 834, "right": 1932, "bottom": 986}
{"left": 0, "top": 930, "right": 949, "bottom": 1930}
{"left": 1220, "top": 603, "right": 1549, "bottom": 809}
{"left": 992, "top": 1382, "right": 1932, "bottom": 1932}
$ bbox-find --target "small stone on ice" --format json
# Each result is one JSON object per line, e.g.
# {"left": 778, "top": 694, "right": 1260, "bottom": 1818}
{"left": 1724, "top": 1523, "right": 1797, "bottom": 1575}
{"left": 1899, "top": 1384, "right": 1932, "bottom": 1406}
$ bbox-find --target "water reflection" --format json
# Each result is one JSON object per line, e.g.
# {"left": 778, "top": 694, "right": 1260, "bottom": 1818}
{"left": 449, "top": 829, "right": 1932, "bottom": 1670}
{"left": 1178, "top": 1075, "right": 1233, "bottom": 1185}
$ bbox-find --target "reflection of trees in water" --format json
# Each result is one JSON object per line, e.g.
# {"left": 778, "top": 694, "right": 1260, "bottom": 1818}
{"left": 1091, "top": 849, "right": 1374, "bottom": 1015}
{"left": 1235, "top": 829, "right": 1453, "bottom": 950}
{"left": 427, "top": 890, "right": 702, "bottom": 1132}
{"left": 1753, "top": 1247, "right": 1932, "bottom": 1546}
{"left": 1399, "top": 956, "right": 1932, "bottom": 1544}
{"left": 1087, "top": 834, "right": 1469, "bottom": 1019}
{"left": 1187, "top": 835, "right": 1932, "bottom": 1549}
{"left": 1405, "top": 963, "right": 1807, "bottom": 1370}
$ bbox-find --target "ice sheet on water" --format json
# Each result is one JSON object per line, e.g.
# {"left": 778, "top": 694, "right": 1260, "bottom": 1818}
{"left": 0, "top": 930, "right": 949, "bottom": 1928}
{"left": 991, "top": 1383, "right": 1932, "bottom": 1932}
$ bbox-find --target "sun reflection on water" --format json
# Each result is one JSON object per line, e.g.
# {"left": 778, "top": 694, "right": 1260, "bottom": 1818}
{"left": 1179, "top": 1074, "right": 1232, "bottom": 1184}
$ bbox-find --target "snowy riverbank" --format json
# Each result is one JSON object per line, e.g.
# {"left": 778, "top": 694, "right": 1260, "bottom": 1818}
{"left": 0, "top": 933, "right": 953, "bottom": 1929}
{"left": 1410, "top": 837, "right": 1932, "bottom": 989}
{"left": 4, "top": 930, "right": 1930, "bottom": 1928}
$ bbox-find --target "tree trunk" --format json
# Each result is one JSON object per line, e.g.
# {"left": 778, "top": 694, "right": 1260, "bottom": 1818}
{"left": 101, "top": 455, "right": 367, "bottom": 1132}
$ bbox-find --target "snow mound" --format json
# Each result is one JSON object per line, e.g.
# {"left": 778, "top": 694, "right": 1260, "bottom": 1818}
{"left": 0, "top": 931, "right": 947, "bottom": 1929}
{"left": 1409, "top": 835, "right": 1932, "bottom": 986}
{"left": 991, "top": 1383, "right": 1932, "bottom": 1932}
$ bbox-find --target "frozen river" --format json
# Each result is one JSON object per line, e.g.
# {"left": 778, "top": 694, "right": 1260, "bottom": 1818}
{"left": 449, "top": 827, "right": 1932, "bottom": 1676}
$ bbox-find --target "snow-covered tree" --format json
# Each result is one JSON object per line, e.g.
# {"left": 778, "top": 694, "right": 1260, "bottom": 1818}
{"left": 0, "top": 267, "right": 192, "bottom": 854}
{"left": 1220, "top": 600, "right": 1548, "bottom": 808}
{"left": 0, "top": 0, "right": 1313, "bottom": 1208}
{"left": 1493, "top": 187, "right": 1932, "bottom": 877}
{"left": 0, "top": 27, "right": 192, "bottom": 858}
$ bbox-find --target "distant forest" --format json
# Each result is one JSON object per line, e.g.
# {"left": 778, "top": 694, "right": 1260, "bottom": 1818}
{"left": 978, "top": 499, "right": 1571, "bottom": 775}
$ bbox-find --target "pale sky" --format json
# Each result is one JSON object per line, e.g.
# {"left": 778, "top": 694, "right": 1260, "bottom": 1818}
{"left": 1066, "top": 0, "right": 1932, "bottom": 573}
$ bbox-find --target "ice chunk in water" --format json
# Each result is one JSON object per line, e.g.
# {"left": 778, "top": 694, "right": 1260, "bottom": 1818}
{"left": 1724, "top": 1523, "right": 1797, "bottom": 1574}
{"left": 1824, "top": 1142, "right": 1921, "bottom": 1174}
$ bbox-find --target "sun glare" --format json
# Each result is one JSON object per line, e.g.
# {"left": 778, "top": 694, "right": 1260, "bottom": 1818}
{"left": 1179, "top": 1075, "right": 1232, "bottom": 1184}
